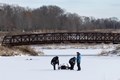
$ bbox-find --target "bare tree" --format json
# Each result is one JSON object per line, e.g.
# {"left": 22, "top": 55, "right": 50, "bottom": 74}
{"left": 0, "top": 4, "right": 120, "bottom": 33}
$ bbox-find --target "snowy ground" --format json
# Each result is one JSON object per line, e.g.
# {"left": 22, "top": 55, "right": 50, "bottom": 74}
{"left": 0, "top": 56, "right": 120, "bottom": 80}
{"left": 0, "top": 44, "right": 120, "bottom": 80}
{"left": 40, "top": 48, "right": 113, "bottom": 56}
{"left": 31, "top": 44, "right": 118, "bottom": 56}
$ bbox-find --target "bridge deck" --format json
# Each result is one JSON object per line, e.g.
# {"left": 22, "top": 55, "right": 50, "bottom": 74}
{"left": 2, "top": 32, "right": 120, "bottom": 46}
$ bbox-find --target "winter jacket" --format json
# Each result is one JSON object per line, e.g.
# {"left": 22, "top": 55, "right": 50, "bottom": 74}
{"left": 69, "top": 57, "right": 76, "bottom": 64}
{"left": 51, "top": 56, "right": 59, "bottom": 65}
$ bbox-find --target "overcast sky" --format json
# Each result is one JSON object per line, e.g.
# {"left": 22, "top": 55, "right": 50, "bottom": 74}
{"left": 0, "top": 0, "right": 120, "bottom": 19}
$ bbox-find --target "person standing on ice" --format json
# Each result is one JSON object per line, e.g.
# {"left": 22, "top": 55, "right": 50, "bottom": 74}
{"left": 76, "top": 52, "right": 81, "bottom": 71}
{"left": 69, "top": 57, "right": 76, "bottom": 70}
{"left": 51, "top": 56, "right": 59, "bottom": 70}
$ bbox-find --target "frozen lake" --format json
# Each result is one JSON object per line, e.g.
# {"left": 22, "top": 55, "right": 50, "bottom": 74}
{"left": 38, "top": 48, "right": 114, "bottom": 56}
{"left": 31, "top": 44, "right": 116, "bottom": 56}
{"left": 0, "top": 56, "right": 120, "bottom": 80}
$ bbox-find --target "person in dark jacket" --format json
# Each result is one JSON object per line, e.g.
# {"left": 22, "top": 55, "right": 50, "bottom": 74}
{"left": 51, "top": 56, "right": 59, "bottom": 70}
{"left": 69, "top": 57, "right": 76, "bottom": 70}
{"left": 76, "top": 52, "right": 81, "bottom": 71}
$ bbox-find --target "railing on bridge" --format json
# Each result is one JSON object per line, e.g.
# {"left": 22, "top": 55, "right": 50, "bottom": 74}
{"left": 1, "top": 32, "right": 120, "bottom": 46}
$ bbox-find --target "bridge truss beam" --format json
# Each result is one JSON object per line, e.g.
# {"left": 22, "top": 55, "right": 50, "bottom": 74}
{"left": 2, "top": 32, "right": 120, "bottom": 46}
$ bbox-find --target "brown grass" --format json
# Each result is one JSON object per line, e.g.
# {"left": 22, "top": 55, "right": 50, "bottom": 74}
{"left": 0, "top": 45, "right": 44, "bottom": 56}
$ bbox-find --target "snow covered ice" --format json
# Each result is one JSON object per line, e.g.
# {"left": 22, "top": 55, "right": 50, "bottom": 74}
{"left": 0, "top": 56, "right": 120, "bottom": 80}
{"left": 0, "top": 44, "right": 120, "bottom": 80}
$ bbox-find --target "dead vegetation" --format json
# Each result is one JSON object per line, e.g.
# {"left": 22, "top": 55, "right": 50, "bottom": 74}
{"left": 0, "top": 45, "right": 44, "bottom": 56}
{"left": 99, "top": 45, "right": 120, "bottom": 56}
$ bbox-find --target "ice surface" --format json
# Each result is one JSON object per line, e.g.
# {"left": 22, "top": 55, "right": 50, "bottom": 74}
{"left": 0, "top": 44, "right": 119, "bottom": 80}
{"left": 0, "top": 56, "right": 120, "bottom": 80}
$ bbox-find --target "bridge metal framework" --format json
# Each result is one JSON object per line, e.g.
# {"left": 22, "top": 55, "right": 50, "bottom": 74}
{"left": 2, "top": 32, "right": 120, "bottom": 46}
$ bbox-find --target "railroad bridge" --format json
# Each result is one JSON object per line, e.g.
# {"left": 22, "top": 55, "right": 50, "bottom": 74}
{"left": 2, "top": 32, "right": 120, "bottom": 46}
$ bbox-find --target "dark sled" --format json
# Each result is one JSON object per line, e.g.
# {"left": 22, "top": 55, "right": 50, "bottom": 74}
{"left": 58, "top": 64, "right": 70, "bottom": 70}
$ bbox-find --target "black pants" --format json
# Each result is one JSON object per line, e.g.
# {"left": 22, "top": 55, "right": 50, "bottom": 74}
{"left": 77, "top": 63, "right": 81, "bottom": 70}
{"left": 53, "top": 64, "right": 56, "bottom": 70}
{"left": 70, "top": 63, "right": 75, "bottom": 70}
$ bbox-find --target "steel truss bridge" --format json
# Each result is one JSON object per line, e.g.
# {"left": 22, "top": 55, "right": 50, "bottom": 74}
{"left": 2, "top": 32, "right": 120, "bottom": 46}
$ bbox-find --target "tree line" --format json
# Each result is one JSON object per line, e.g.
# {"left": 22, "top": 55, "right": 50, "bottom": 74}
{"left": 0, "top": 3, "right": 120, "bottom": 33}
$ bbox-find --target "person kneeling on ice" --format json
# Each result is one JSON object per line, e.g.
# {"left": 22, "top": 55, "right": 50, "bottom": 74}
{"left": 51, "top": 56, "right": 59, "bottom": 70}
{"left": 69, "top": 57, "right": 76, "bottom": 70}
